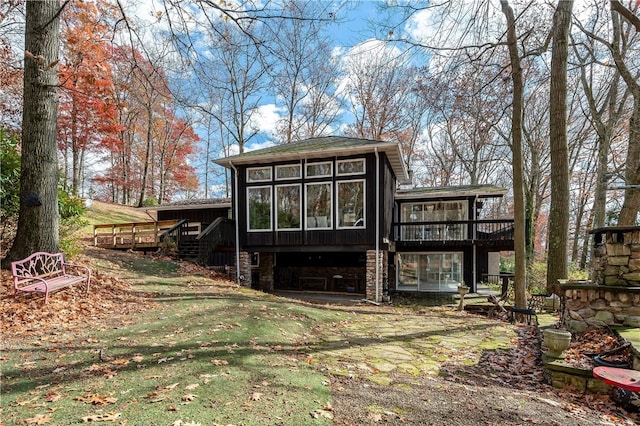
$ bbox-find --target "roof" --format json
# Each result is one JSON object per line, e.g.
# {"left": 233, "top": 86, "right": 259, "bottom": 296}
{"left": 142, "top": 198, "right": 231, "bottom": 212}
{"left": 213, "top": 136, "right": 410, "bottom": 184}
{"left": 395, "top": 185, "right": 508, "bottom": 200}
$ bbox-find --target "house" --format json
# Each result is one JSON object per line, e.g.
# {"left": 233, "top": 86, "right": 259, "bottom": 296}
{"left": 392, "top": 185, "right": 514, "bottom": 293}
{"left": 212, "top": 136, "right": 515, "bottom": 301}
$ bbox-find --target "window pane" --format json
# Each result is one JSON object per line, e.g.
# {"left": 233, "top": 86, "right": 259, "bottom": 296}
{"left": 275, "top": 164, "right": 301, "bottom": 180}
{"left": 247, "top": 187, "right": 271, "bottom": 230}
{"left": 337, "top": 159, "right": 365, "bottom": 175}
{"left": 247, "top": 167, "right": 271, "bottom": 182}
{"left": 276, "top": 185, "right": 301, "bottom": 229}
{"left": 306, "top": 162, "right": 332, "bottom": 178}
{"left": 397, "top": 254, "right": 418, "bottom": 290}
{"left": 306, "top": 183, "right": 332, "bottom": 229}
{"left": 338, "top": 180, "right": 364, "bottom": 227}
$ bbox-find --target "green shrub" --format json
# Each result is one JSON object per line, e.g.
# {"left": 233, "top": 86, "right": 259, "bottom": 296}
{"left": 58, "top": 186, "right": 88, "bottom": 258}
{"left": 0, "top": 127, "right": 21, "bottom": 222}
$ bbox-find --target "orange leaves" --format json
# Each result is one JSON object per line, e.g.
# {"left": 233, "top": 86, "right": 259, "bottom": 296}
{"left": 0, "top": 266, "right": 152, "bottom": 342}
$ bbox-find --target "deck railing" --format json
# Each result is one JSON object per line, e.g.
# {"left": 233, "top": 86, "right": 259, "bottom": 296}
{"left": 393, "top": 219, "right": 514, "bottom": 243}
{"left": 93, "top": 219, "right": 184, "bottom": 249}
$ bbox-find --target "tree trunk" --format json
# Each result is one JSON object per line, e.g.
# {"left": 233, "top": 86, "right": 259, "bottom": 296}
{"left": 500, "top": 0, "right": 527, "bottom": 310}
{"left": 4, "top": 0, "right": 61, "bottom": 265}
{"left": 137, "top": 104, "right": 153, "bottom": 207}
{"left": 546, "top": 0, "right": 573, "bottom": 294}
{"left": 618, "top": 101, "right": 640, "bottom": 224}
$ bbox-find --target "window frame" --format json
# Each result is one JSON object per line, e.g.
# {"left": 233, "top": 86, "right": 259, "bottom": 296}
{"left": 336, "top": 179, "right": 366, "bottom": 229}
{"left": 246, "top": 166, "right": 272, "bottom": 183}
{"left": 336, "top": 158, "right": 366, "bottom": 176}
{"left": 275, "top": 164, "right": 301, "bottom": 181}
{"left": 275, "top": 183, "right": 302, "bottom": 231}
{"left": 305, "top": 161, "right": 333, "bottom": 179}
{"left": 305, "top": 181, "right": 333, "bottom": 230}
{"left": 246, "top": 185, "right": 272, "bottom": 232}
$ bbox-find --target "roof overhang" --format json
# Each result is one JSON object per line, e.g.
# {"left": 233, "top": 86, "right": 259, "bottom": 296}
{"left": 213, "top": 138, "right": 411, "bottom": 185}
{"left": 142, "top": 201, "right": 232, "bottom": 212}
{"left": 394, "top": 185, "right": 508, "bottom": 200}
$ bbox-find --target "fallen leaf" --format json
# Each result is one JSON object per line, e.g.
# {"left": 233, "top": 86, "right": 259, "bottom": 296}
{"left": 185, "top": 383, "right": 199, "bottom": 390}
{"left": 181, "top": 394, "right": 197, "bottom": 402}
{"left": 211, "top": 359, "right": 228, "bottom": 366}
{"left": 74, "top": 394, "right": 117, "bottom": 406}
{"left": 81, "top": 412, "right": 122, "bottom": 422}
{"left": 19, "top": 413, "right": 51, "bottom": 424}
{"left": 250, "top": 392, "right": 262, "bottom": 401}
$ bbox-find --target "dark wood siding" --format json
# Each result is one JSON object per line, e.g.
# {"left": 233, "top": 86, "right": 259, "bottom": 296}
{"left": 158, "top": 207, "right": 230, "bottom": 223}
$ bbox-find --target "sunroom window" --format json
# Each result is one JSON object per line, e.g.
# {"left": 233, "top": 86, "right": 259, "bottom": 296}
{"left": 306, "top": 182, "right": 332, "bottom": 229}
{"left": 401, "top": 201, "right": 467, "bottom": 241}
{"left": 397, "top": 252, "right": 463, "bottom": 292}
{"left": 247, "top": 186, "right": 271, "bottom": 231}
{"left": 275, "top": 164, "right": 301, "bottom": 180}
{"left": 337, "top": 159, "right": 365, "bottom": 176}
{"left": 276, "top": 184, "right": 301, "bottom": 230}
{"left": 337, "top": 180, "right": 365, "bottom": 228}
{"left": 306, "top": 162, "right": 332, "bottom": 178}
{"left": 247, "top": 166, "right": 271, "bottom": 182}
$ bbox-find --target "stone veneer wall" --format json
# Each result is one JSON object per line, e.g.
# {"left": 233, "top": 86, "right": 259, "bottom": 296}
{"left": 257, "top": 253, "right": 274, "bottom": 291}
{"left": 366, "top": 250, "right": 388, "bottom": 301}
{"left": 563, "top": 226, "right": 640, "bottom": 331}
{"left": 592, "top": 227, "right": 640, "bottom": 286}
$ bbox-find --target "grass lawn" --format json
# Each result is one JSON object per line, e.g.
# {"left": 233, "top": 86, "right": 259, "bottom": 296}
{"left": 1, "top": 252, "right": 344, "bottom": 425}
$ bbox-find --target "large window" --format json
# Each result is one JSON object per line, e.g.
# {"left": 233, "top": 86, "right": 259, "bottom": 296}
{"left": 337, "top": 180, "right": 365, "bottom": 228}
{"left": 401, "top": 201, "right": 468, "bottom": 241}
{"left": 397, "top": 252, "right": 463, "bottom": 292}
{"left": 306, "top": 182, "right": 332, "bottom": 229}
{"left": 247, "top": 186, "right": 271, "bottom": 231}
{"left": 276, "top": 184, "right": 301, "bottom": 230}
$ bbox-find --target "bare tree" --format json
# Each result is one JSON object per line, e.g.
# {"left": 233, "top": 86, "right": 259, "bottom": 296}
{"left": 547, "top": 0, "right": 573, "bottom": 291}
{"left": 576, "top": 1, "right": 640, "bottom": 225}
{"left": 500, "top": 0, "right": 528, "bottom": 309}
{"left": 268, "top": 0, "right": 339, "bottom": 143}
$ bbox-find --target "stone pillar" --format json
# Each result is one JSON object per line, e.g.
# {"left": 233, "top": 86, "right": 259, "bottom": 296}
{"left": 366, "top": 250, "right": 388, "bottom": 301}
{"left": 258, "top": 252, "right": 274, "bottom": 291}
{"left": 236, "top": 251, "right": 252, "bottom": 288}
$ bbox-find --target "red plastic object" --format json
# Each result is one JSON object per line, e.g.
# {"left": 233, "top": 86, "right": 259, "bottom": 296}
{"left": 593, "top": 366, "right": 640, "bottom": 392}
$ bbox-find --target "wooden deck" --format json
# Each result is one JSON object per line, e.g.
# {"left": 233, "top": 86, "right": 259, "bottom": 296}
{"left": 93, "top": 220, "right": 182, "bottom": 250}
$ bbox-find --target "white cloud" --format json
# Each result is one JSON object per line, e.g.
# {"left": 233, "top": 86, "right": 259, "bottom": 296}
{"left": 250, "top": 103, "right": 284, "bottom": 138}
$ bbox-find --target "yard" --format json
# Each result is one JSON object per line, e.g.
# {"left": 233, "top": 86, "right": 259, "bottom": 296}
{"left": 1, "top": 247, "right": 638, "bottom": 425}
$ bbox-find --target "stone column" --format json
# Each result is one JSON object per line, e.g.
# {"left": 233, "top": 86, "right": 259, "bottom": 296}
{"left": 366, "top": 250, "right": 388, "bottom": 301}
{"left": 258, "top": 252, "right": 274, "bottom": 291}
{"left": 236, "top": 251, "right": 252, "bottom": 287}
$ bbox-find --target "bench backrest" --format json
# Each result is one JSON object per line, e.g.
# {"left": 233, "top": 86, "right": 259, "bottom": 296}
{"left": 11, "top": 252, "right": 66, "bottom": 281}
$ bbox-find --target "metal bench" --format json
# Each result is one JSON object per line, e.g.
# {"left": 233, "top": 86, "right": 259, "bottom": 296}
{"left": 11, "top": 252, "right": 91, "bottom": 303}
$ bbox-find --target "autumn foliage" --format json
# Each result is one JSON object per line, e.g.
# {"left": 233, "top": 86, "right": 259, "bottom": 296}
{"left": 48, "top": 0, "right": 198, "bottom": 204}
